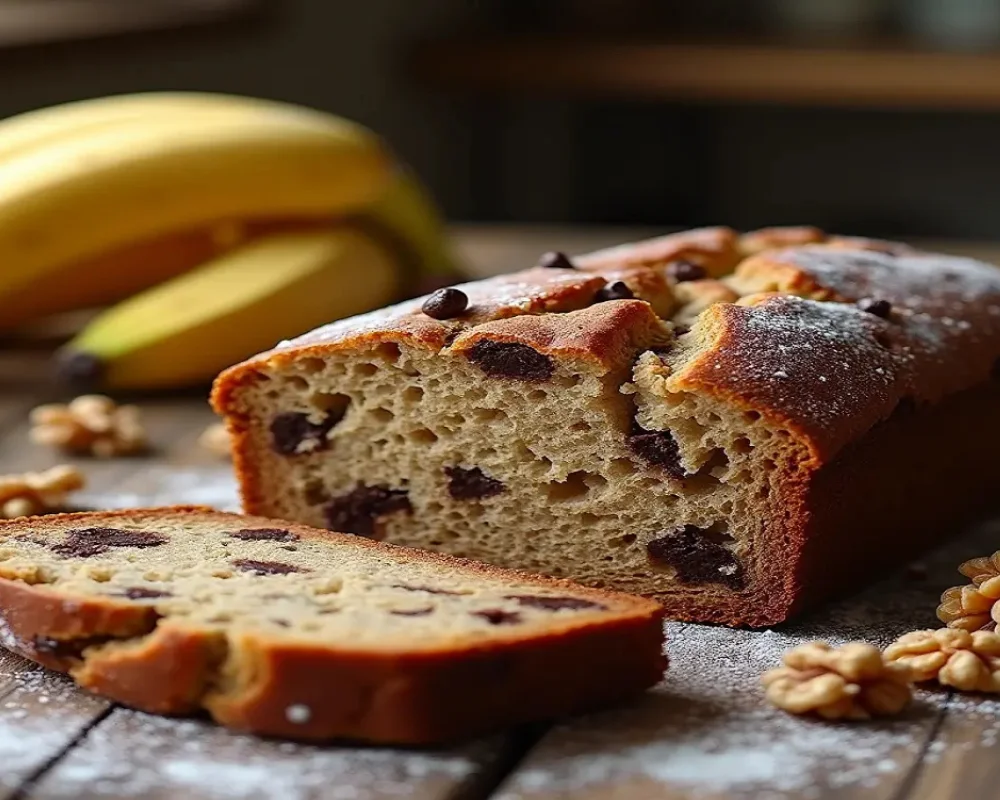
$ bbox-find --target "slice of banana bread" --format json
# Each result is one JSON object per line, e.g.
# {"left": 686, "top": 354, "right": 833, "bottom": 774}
{"left": 0, "top": 507, "right": 664, "bottom": 744}
{"left": 212, "top": 227, "right": 1000, "bottom": 627}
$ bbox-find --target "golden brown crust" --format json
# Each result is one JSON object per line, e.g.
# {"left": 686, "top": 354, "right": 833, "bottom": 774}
{"left": 208, "top": 616, "right": 664, "bottom": 743}
{"left": 0, "top": 507, "right": 666, "bottom": 743}
{"left": 576, "top": 226, "right": 741, "bottom": 278}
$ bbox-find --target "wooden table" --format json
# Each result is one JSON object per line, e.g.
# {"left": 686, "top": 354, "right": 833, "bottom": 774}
{"left": 1, "top": 227, "right": 999, "bottom": 799}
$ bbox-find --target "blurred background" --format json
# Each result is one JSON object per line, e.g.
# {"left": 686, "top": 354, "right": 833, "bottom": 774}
{"left": 8, "top": 0, "right": 1000, "bottom": 241}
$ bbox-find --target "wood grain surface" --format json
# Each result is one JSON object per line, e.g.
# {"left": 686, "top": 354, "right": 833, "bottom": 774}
{"left": 0, "top": 228, "right": 998, "bottom": 799}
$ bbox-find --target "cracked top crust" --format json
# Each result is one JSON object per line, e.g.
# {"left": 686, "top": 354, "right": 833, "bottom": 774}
{"left": 212, "top": 227, "right": 1000, "bottom": 467}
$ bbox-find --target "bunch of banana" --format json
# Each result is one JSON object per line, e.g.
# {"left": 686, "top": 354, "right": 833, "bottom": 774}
{"left": 0, "top": 92, "right": 458, "bottom": 390}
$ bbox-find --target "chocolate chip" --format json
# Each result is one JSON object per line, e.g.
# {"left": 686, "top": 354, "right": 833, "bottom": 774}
{"left": 646, "top": 525, "right": 744, "bottom": 589}
{"left": 506, "top": 594, "right": 606, "bottom": 611}
{"left": 421, "top": 287, "right": 469, "bottom": 320}
{"left": 269, "top": 411, "right": 343, "bottom": 457}
{"left": 117, "top": 587, "right": 172, "bottom": 600}
{"left": 271, "top": 619, "right": 291, "bottom": 628}
{"left": 51, "top": 528, "right": 169, "bottom": 558}
{"left": 594, "top": 281, "right": 635, "bottom": 303}
{"left": 445, "top": 466, "right": 505, "bottom": 500}
{"left": 324, "top": 485, "right": 411, "bottom": 537}
{"left": 32, "top": 635, "right": 109, "bottom": 659}
{"left": 392, "top": 584, "right": 463, "bottom": 596}
{"left": 228, "top": 528, "right": 299, "bottom": 542}
{"left": 627, "top": 425, "right": 686, "bottom": 479}
{"left": 468, "top": 341, "right": 554, "bottom": 381}
{"left": 390, "top": 608, "right": 434, "bottom": 617}
{"left": 231, "top": 559, "right": 306, "bottom": 576}
{"left": 537, "top": 251, "right": 576, "bottom": 270}
{"left": 857, "top": 297, "right": 892, "bottom": 318}
{"left": 473, "top": 609, "right": 522, "bottom": 625}
{"left": 667, "top": 260, "right": 706, "bottom": 282}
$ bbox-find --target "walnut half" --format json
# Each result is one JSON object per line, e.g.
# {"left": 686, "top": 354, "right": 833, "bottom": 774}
{"left": 0, "top": 465, "right": 86, "bottom": 518}
{"left": 30, "top": 395, "right": 147, "bottom": 458}
{"left": 762, "top": 642, "right": 913, "bottom": 720}
{"left": 884, "top": 628, "right": 1000, "bottom": 693}
{"left": 937, "top": 551, "right": 1000, "bottom": 632}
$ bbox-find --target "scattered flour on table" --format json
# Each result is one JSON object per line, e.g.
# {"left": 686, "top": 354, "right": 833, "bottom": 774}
{"left": 0, "top": 657, "right": 106, "bottom": 791}
{"left": 79, "top": 465, "right": 240, "bottom": 512}
{"left": 35, "top": 711, "right": 481, "bottom": 800}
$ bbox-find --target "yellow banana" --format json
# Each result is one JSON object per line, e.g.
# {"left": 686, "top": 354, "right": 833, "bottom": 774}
{"left": 58, "top": 227, "right": 400, "bottom": 390}
{"left": 365, "top": 167, "right": 459, "bottom": 284}
{"left": 0, "top": 218, "right": 322, "bottom": 332}
{"left": 0, "top": 92, "right": 291, "bottom": 164}
{"left": 0, "top": 104, "right": 391, "bottom": 300}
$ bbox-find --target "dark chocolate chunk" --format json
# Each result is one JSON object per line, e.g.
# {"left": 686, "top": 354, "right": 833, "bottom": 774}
{"left": 444, "top": 466, "right": 505, "bottom": 500}
{"left": 506, "top": 594, "right": 606, "bottom": 611}
{"left": 392, "top": 584, "right": 463, "bottom": 596}
{"left": 324, "top": 485, "right": 411, "bottom": 538}
{"left": 594, "top": 281, "right": 635, "bottom": 303}
{"left": 627, "top": 424, "right": 686, "bottom": 479}
{"left": 231, "top": 559, "right": 306, "bottom": 576}
{"left": 117, "top": 587, "right": 172, "bottom": 600}
{"left": 390, "top": 608, "right": 434, "bottom": 617}
{"left": 473, "top": 609, "right": 522, "bottom": 625}
{"left": 646, "top": 525, "right": 744, "bottom": 589}
{"left": 269, "top": 410, "right": 343, "bottom": 457}
{"left": 857, "top": 297, "right": 892, "bottom": 318}
{"left": 421, "top": 287, "right": 469, "bottom": 320}
{"left": 467, "top": 340, "right": 554, "bottom": 381}
{"left": 228, "top": 528, "right": 299, "bottom": 543}
{"left": 51, "top": 528, "right": 169, "bottom": 558}
{"left": 667, "top": 260, "right": 706, "bottom": 282}
{"left": 537, "top": 251, "right": 576, "bottom": 270}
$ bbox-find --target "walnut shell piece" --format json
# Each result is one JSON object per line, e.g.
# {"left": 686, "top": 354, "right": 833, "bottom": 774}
{"left": 884, "top": 628, "right": 1000, "bottom": 693}
{"left": 30, "top": 395, "right": 147, "bottom": 458}
{"left": 761, "top": 642, "right": 913, "bottom": 720}
{"left": 937, "top": 551, "right": 1000, "bottom": 632}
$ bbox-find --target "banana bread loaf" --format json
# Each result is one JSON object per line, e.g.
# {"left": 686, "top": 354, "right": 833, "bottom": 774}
{"left": 0, "top": 507, "right": 664, "bottom": 743}
{"left": 212, "top": 227, "right": 1000, "bottom": 627}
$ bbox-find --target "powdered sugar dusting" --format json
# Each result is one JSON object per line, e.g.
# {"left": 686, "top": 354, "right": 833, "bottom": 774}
{"left": 695, "top": 295, "right": 899, "bottom": 457}
{"left": 499, "top": 520, "right": 1000, "bottom": 799}
{"left": 34, "top": 710, "right": 487, "bottom": 800}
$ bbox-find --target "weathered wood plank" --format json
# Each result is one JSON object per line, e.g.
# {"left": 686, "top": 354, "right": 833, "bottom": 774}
{"left": 898, "top": 684, "right": 1000, "bottom": 798}
{"left": 0, "top": 651, "right": 111, "bottom": 799}
{"left": 495, "top": 521, "right": 1000, "bottom": 800}
{"left": 28, "top": 708, "right": 509, "bottom": 800}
